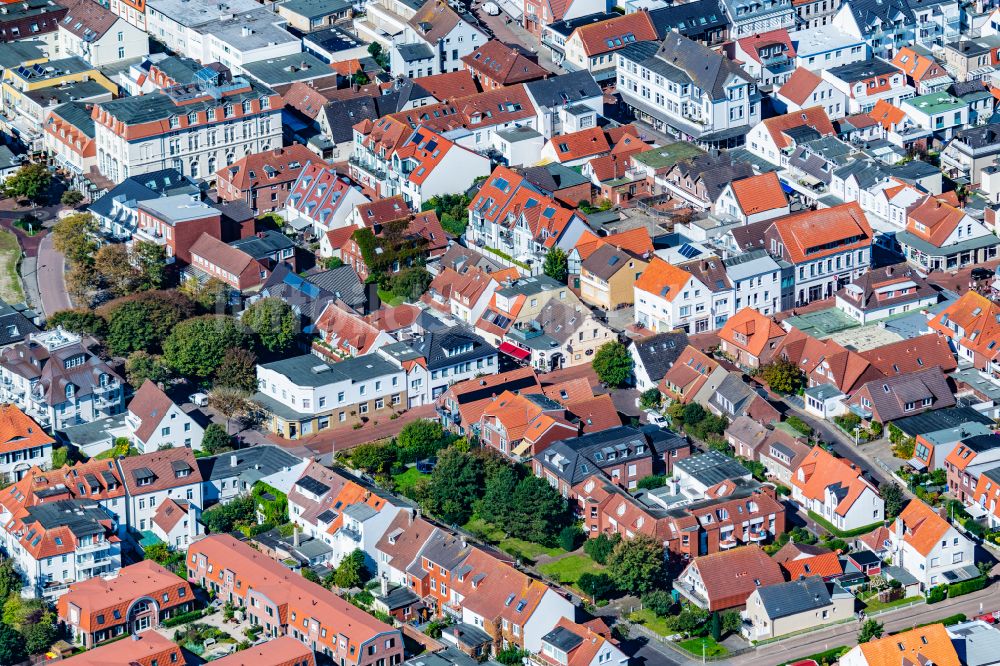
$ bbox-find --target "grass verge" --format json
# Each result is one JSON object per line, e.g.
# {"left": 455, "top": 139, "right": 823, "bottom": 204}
{"left": 628, "top": 608, "right": 672, "bottom": 636}
{"left": 0, "top": 228, "right": 24, "bottom": 303}
{"left": 677, "top": 636, "right": 727, "bottom": 658}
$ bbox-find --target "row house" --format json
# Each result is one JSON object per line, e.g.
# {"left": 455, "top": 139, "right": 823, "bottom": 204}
{"left": 373, "top": 512, "right": 574, "bottom": 654}
{"left": 43, "top": 102, "right": 97, "bottom": 191}
{"left": 57, "top": 0, "right": 148, "bottom": 68}
{"left": 57, "top": 560, "right": 194, "bottom": 647}
{"left": 350, "top": 117, "right": 490, "bottom": 210}
{"left": 59, "top": 630, "right": 182, "bottom": 666}
{"left": 835, "top": 263, "right": 940, "bottom": 324}
{"left": 884, "top": 499, "right": 977, "bottom": 590}
{"left": 286, "top": 162, "right": 370, "bottom": 238}
{"left": 561, "top": 11, "right": 658, "bottom": 82}
{"left": 634, "top": 256, "right": 735, "bottom": 334}
{"left": 943, "top": 434, "right": 1000, "bottom": 502}
{"left": 616, "top": 34, "right": 761, "bottom": 148}
{"left": 377, "top": 327, "right": 499, "bottom": 406}
{"left": 389, "top": 0, "right": 486, "bottom": 77}
{"left": 891, "top": 47, "right": 953, "bottom": 95}
{"left": 254, "top": 353, "right": 406, "bottom": 439}
{"left": 188, "top": 233, "right": 281, "bottom": 293}
{"left": 423, "top": 266, "right": 503, "bottom": 326}
{"left": 0, "top": 327, "right": 125, "bottom": 430}
{"left": 790, "top": 446, "right": 884, "bottom": 532}
{"left": 0, "top": 404, "right": 53, "bottom": 484}
{"left": 188, "top": 534, "right": 404, "bottom": 665}
{"left": 859, "top": 335, "right": 957, "bottom": 381}
{"left": 725, "top": 416, "right": 811, "bottom": 485}
{"left": 435, "top": 367, "right": 542, "bottom": 436}
{"left": 897, "top": 195, "right": 1000, "bottom": 270}
{"left": 745, "top": 106, "right": 837, "bottom": 167}
{"left": 822, "top": 58, "right": 915, "bottom": 114}
{"left": 287, "top": 461, "right": 409, "bottom": 571}
{"left": 87, "top": 168, "right": 200, "bottom": 241}
{"left": 845, "top": 367, "right": 956, "bottom": 424}
{"left": 342, "top": 210, "right": 447, "bottom": 282}
{"left": 313, "top": 302, "right": 395, "bottom": 360}
{"left": 93, "top": 66, "right": 283, "bottom": 183}
{"left": 475, "top": 273, "right": 582, "bottom": 345}
{"left": 523, "top": 0, "right": 606, "bottom": 38}
{"left": 711, "top": 172, "right": 790, "bottom": 225}
{"left": 929, "top": 291, "right": 1000, "bottom": 375}
{"left": 478, "top": 390, "right": 576, "bottom": 461}
{"left": 970, "top": 466, "right": 1000, "bottom": 529}
{"left": 461, "top": 40, "right": 550, "bottom": 90}
{"left": 0, "top": 461, "right": 124, "bottom": 598}
{"left": 774, "top": 68, "right": 850, "bottom": 118}
{"left": 467, "top": 166, "right": 589, "bottom": 269}
{"left": 117, "top": 447, "right": 203, "bottom": 540}
{"left": 941, "top": 36, "right": 1000, "bottom": 82}
{"left": 216, "top": 144, "right": 318, "bottom": 215}
{"left": 718, "top": 307, "right": 786, "bottom": 369}
{"left": 630, "top": 331, "right": 688, "bottom": 393}
{"left": 507, "top": 299, "right": 616, "bottom": 372}
{"left": 534, "top": 426, "right": 690, "bottom": 496}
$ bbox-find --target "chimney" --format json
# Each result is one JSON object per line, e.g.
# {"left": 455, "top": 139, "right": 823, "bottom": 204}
{"left": 293, "top": 526, "right": 300, "bottom": 547}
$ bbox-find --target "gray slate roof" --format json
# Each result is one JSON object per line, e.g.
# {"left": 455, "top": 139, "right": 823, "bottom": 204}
{"left": 632, "top": 332, "right": 687, "bottom": 384}
{"left": 304, "top": 266, "right": 366, "bottom": 311}
{"left": 524, "top": 70, "right": 601, "bottom": 109}
{"left": 258, "top": 353, "right": 399, "bottom": 388}
{"left": 756, "top": 576, "right": 832, "bottom": 620}
{"left": 197, "top": 445, "right": 301, "bottom": 482}
{"left": 652, "top": 33, "right": 754, "bottom": 100}
{"left": 857, "top": 366, "right": 955, "bottom": 422}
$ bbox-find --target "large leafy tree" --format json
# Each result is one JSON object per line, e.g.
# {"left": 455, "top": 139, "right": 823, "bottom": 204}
{"left": 132, "top": 241, "right": 166, "bottom": 291}
{"left": 207, "top": 386, "right": 254, "bottom": 435}
{"left": 105, "top": 294, "right": 192, "bottom": 355}
{"left": 350, "top": 442, "right": 396, "bottom": 475}
{"left": 214, "top": 348, "right": 258, "bottom": 393}
{"left": 163, "top": 315, "right": 252, "bottom": 379}
{"left": 125, "top": 351, "right": 170, "bottom": 388}
{"left": 241, "top": 297, "right": 298, "bottom": 354}
{"left": 4, "top": 163, "right": 51, "bottom": 204}
{"left": 333, "top": 549, "right": 370, "bottom": 589}
{"left": 0, "top": 623, "right": 25, "bottom": 664}
{"left": 397, "top": 419, "right": 447, "bottom": 462}
{"left": 592, "top": 340, "right": 633, "bottom": 388}
{"left": 858, "top": 619, "right": 884, "bottom": 643}
{"left": 543, "top": 248, "right": 568, "bottom": 283}
{"left": 23, "top": 613, "right": 57, "bottom": 654}
{"left": 425, "top": 447, "right": 483, "bottom": 525}
{"left": 882, "top": 482, "right": 905, "bottom": 520}
{"left": 509, "top": 475, "right": 571, "bottom": 545}
{"left": 52, "top": 212, "right": 98, "bottom": 268}
{"left": 201, "top": 423, "right": 234, "bottom": 455}
{"left": 477, "top": 462, "right": 519, "bottom": 526}
{"left": 47, "top": 308, "right": 106, "bottom": 338}
{"left": 0, "top": 558, "right": 22, "bottom": 600}
{"left": 605, "top": 534, "right": 664, "bottom": 595}
{"left": 760, "top": 357, "right": 806, "bottom": 394}
{"left": 94, "top": 244, "right": 137, "bottom": 296}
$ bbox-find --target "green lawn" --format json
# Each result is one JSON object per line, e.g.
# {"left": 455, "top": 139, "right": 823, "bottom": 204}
{"left": 463, "top": 516, "right": 506, "bottom": 543}
{"left": 629, "top": 608, "right": 673, "bottom": 637}
{"left": 862, "top": 595, "right": 922, "bottom": 613}
{"left": 538, "top": 554, "right": 604, "bottom": 585}
{"left": 498, "top": 538, "right": 564, "bottom": 562}
{"left": 0, "top": 229, "right": 24, "bottom": 303}
{"left": 392, "top": 467, "right": 428, "bottom": 499}
{"left": 677, "top": 637, "right": 728, "bottom": 658}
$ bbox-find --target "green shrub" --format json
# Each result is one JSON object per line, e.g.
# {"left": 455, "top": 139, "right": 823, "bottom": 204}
{"left": 163, "top": 609, "right": 205, "bottom": 628}
{"left": 558, "top": 526, "right": 583, "bottom": 552}
{"left": 786, "top": 416, "right": 813, "bottom": 436}
{"left": 926, "top": 585, "right": 947, "bottom": 604}
{"left": 947, "top": 575, "right": 987, "bottom": 598}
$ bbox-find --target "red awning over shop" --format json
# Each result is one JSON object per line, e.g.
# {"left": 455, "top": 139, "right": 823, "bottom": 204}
{"left": 498, "top": 342, "right": 530, "bottom": 360}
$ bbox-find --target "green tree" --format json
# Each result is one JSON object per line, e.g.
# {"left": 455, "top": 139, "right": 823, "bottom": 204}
{"left": 425, "top": 447, "right": 483, "bottom": 525}
{"left": 60, "top": 189, "right": 84, "bottom": 206}
{"left": 163, "top": 315, "right": 252, "bottom": 379}
{"left": 208, "top": 386, "right": 253, "bottom": 434}
{"left": 710, "top": 611, "right": 722, "bottom": 641}
{"left": 389, "top": 267, "right": 432, "bottom": 301}
{"left": 47, "top": 308, "right": 106, "bottom": 337}
{"left": 509, "top": 475, "right": 571, "bottom": 545}
{"left": 94, "top": 243, "right": 138, "bottom": 296}
{"left": 882, "top": 482, "right": 905, "bottom": 520}
{"left": 201, "top": 423, "right": 234, "bottom": 455}
{"left": 422, "top": 193, "right": 472, "bottom": 236}
{"left": 721, "top": 610, "right": 742, "bottom": 636}
{"left": 125, "top": 351, "right": 170, "bottom": 388}
{"left": 143, "top": 542, "right": 171, "bottom": 565}
{"left": 639, "top": 388, "right": 661, "bottom": 410}
{"left": 606, "top": 534, "right": 664, "bottom": 595}
{"left": 642, "top": 590, "right": 673, "bottom": 617}
{"left": 577, "top": 572, "right": 616, "bottom": 602}
{"left": 558, "top": 525, "right": 582, "bottom": 551}
{"left": 674, "top": 605, "right": 708, "bottom": 635}
{"left": 132, "top": 241, "right": 167, "bottom": 292}
{"left": 682, "top": 402, "right": 706, "bottom": 426}
{"left": 477, "top": 461, "right": 519, "bottom": 526}
{"left": 180, "top": 276, "right": 230, "bottom": 312}
{"left": 334, "top": 549, "right": 370, "bottom": 589}
{"left": 2, "top": 596, "right": 44, "bottom": 629}
{"left": 0, "top": 623, "right": 25, "bottom": 664}
{"left": 350, "top": 442, "right": 396, "bottom": 475}
{"left": 242, "top": 297, "right": 298, "bottom": 354}
{"left": 397, "top": 419, "right": 446, "bottom": 462}
{"left": 324, "top": 257, "right": 344, "bottom": 269}
{"left": 583, "top": 532, "right": 620, "bottom": 565}
{"left": 214, "top": 348, "right": 258, "bottom": 393}
{"left": 858, "top": 619, "right": 884, "bottom": 643}
{"left": 352, "top": 68, "right": 369, "bottom": 85}
{"left": 104, "top": 292, "right": 195, "bottom": 355}
{"left": 51, "top": 446, "right": 69, "bottom": 468}
{"left": 52, "top": 212, "right": 98, "bottom": 268}
{"left": 592, "top": 341, "right": 633, "bottom": 388}
{"left": 23, "top": 613, "right": 56, "bottom": 655}
{"left": 301, "top": 568, "right": 321, "bottom": 584}
{"left": 543, "top": 247, "right": 568, "bottom": 282}
{"left": 367, "top": 41, "right": 389, "bottom": 69}
{"left": 636, "top": 474, "right": 666, "bottom": 490}
{"left": 0, "top": 558, "right": 22, "bottom": 600}
{"left": 4, "top": 162, "right": 51, "bottom": 204}
{"left": 760, "top": 357, "right": 806, "bottom": 394}
{"left": 201, "top": 494, "right": 254, "bottom": 533}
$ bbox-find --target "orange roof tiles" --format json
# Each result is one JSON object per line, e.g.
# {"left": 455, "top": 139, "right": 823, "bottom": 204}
{"left": 869, "top": 99, "right": 906, "bottom": 131}
{"left": 441, "top": 368, "right": 542, "bottom": 426}
{"left": 906, "top": 195, "right": 967, "bottom": 247}
{"left": 57, "top": 561, "right": 193, "bottom": 633}
{"left": 127, "top": 380, "right": 177, "bottom": 444}
{"left": 736, "top": 29, "right": 796, "bottom": 63}
{"left": 730, "top": 172, "right": 788, "bottom": 215}
{"left": 218, "top": 144, "right": 318, "bottom": 192}
{"left": 777, "top": 67, "right": 823, "bottom": 106}
{"left": 461, "top": 40, "right": 549, "bottom": 86}
{"left": 355, "top": 195, "right": 409, "bottom": 226}
{"left": 686, "top": 545, "right": 785, "bottom": 610}
{"left": 856, "top": 623, "right": 960, "bottom": 666}
{"left": 0, "top": 404, "right": 52, "bottom": 455}
{"left": 634, "top": 257, "right": 693, "bottom": 302}
{"left": 550, "top": 127, "right": 612, "bottom": 162}
{"left": 209, "top": 636, "right": 315, "bottom": 666}
{"left": 413, "top": 69, "right": 480, "bottom": 101}
{"left": 480, "top": 390, "right": 568, "bottom": 442}
{"left": 59, "top": 630, "right": 182, "bottom": 666}
{"left": 543, "top": 377, "right": 595, "bottom": 405}
{"left": 603, "top": 226, "right": 654, "bottom": 257}
{"left": 762, "top": 106, "right": 835, "bottom": 149}
{"left": 770, "top": 201, "right": 872, "bottom": 265}
{"left": 660, "top": 345, "right": 720, "bottom": 402}
{"left": 791, "top": 446, "right": 878, "bottom": 517}
{"left": 775, "top": 328, "right": 881, "bottom": 394}
{"left": 891, "top": 46, "right": 947, "bottom": 82}
{"left": 574, "top": 12, "right": 657, "bottom": 56}
{"left": 718, "top": 308, "right": 786, "bottom": 358}
{"left": 928, "top": 291, "right": 1000, "bottom": 364}
{"left": 779, "top": 552, "right": 843, "bottom": 580}
{"left": 315, "top": 301, "right": 384, "bottom": 355}
{"left": 564, "top": 394, "right": 621, "bottom": 432}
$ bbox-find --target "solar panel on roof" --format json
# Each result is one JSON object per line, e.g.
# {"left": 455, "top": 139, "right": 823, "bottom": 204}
{"left": 678, "top": 243, "right": 701, "bottom": 259}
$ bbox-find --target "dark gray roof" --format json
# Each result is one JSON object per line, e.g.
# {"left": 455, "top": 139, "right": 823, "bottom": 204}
{"left": 295, "top": 475, "right": 330, "bottom": 495}
{"left": 828, "top": 58, "right": 899, "bottom": 83}
{"left": 397, "top": 43, "right": 435, "bottom": 62}
{"left": 756, "top": 577, "right": 832, "bottom": 620}
{"left": 304, "top": 266, "right": 366, "bottom": 310}
{"left": 0, "top": 40, "right": 45, "bottom": 69}
{"left": 197, "top": 445, "right": 301, "bottom": 482}
{"left": 376, "top": 585, "right": 421, "bottom": 610}
{"left": 403, "top": 647, "right": 501, "bottom": 666}
{"left": 632, "top": 332, "right": 687, "bottom": 384}
{"left": 668, "top": 151, "right": 754, "bottom": 203}
{"left": 230, "top": 230, "right": 295, "bottom": 259}
{"left": 674, "top": 450, "right": 750, "bottom": 487}
{"left": 242, "top": 52, "right": 333, "bottom": 86}
{"left": 537, "top": 426, "right": 684, "bottom": 485}
{"left": 649, "top": 34, "right": 753, "bottom": 100}
{"left": 304, "top": 25, "right": 365, "bottom": 57}
{"left": 407, "top": 327, "right": 494, "bottom": 371}
{"left": 543, "top": 12, "right": 616, "bottom": 38}
{"left": 948, "top": 123, "right": 1000, "bottom": 151}
{"left": 524, "top": 70, "right": 601, "bottom": 109}
{"left": 99, "top": 76, "right": 275, "bottom": 125}
{"left": 25, "top": 500, "right": 110, "bottom": 538}
{"left": 49, "top": 101, "right": 95, "bottom": 138}
{"left": 88, "top": 168, "right": 195, "bottom": 219}
{"left": 443, "top": 623, "right": 493, "bottom": 648}
{"left": 322, "top": 96, "right": 382, "bottom": 144}
{"left": 582, "top": 244, "right": 634, "bottom": 280}
{"left": 857, "top": 367, "right": 955, "bottom": 422}
{"left": 260, "top": 264, "right": 334, "bottom": 327}
{"left": 649, "top": 0, "right": 726, "bottom": 38}
{"left": 845, "top": 0, "right": 913, "bottom": 31}
{"left": 893, "top": 406, "right": 993, "bottom": 437}
{"left": 541, "top": 626, "right": 584, "bottom": 653}
{"left": 517, "top": 162, "right": 590, "bottom": 193}
{"left": 0, "top": 299, "right": 39, "bottom": 346}
{"left": 258, "top": 353, "right": 399, "bottom": 387}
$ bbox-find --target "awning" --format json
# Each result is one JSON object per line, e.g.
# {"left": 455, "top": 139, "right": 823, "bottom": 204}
{"left": 498, "top": 341, "right": 530, "bottom": 360}
{"left": 967, "top": 502, "right": 988, "bottom": 518}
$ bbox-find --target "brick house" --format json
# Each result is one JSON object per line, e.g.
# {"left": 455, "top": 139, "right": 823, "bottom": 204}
{"left": 341, "top": 209, "right": 448, "bottom": 281}
{"left": 135, "top": 193, "right": 222, "bottom": 265}
{"left": 674, "top": 545, "right": 785, "bottom": 610}
{"left": 478, "top": 390, "right": 576, "bottom": 461}
{"left": 189, "top": 233, "right": 272, "bottom": 292}
{"left": 216, "top": 144, "right": 321, "bottom": 215}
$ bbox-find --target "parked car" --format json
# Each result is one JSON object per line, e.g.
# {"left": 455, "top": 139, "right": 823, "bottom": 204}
{"left": 645, "top": 410, "right": 668, "bottom": 427}
{"left": 971, "top": 267, "right": 995, "bottom": 281}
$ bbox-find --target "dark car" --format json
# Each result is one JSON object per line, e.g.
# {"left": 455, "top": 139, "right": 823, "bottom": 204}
{"left": 416, "top": 458, "right": 437, "bottom": 474}
{"left": 971, "top": 267, "right": 995, "bottom": 281}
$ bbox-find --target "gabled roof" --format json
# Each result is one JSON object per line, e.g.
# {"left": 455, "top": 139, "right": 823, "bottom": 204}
{"left": 729, "top": 172, "right": 788, "bottom": 215}
{"left": 735, "top": 29, "right": 795, "bottom": 64}
{"left": 906, "top": 195, "right": 968, "bottom": 247}
{"left": 58, "top": 630, "right": 182, "bottom": 666}
{"left": 756, "top": 576, "right": 835, "bottom": 619}
{"left": 573, "top": 11, "right": 658, "bottom": 57}
{"left": 761, "top": 107, "right": 836, "bottom": 150}
{"left": 854, "top": 623, "right": 960, "bottom": 666}
{"left": 718, "top": 308, "right": 785, "bottom": 359}
{"left": 894, "top": 499, "right": 954, "bottom": 557}
{"left": 929, "top": 291, "right": 1000, "bottom": 364}
{"left": 58, "top": 0, "right": 119, "bottom": 41}
{"left": 634, "top": 256, "right": 693, "bottom": 302}
{"left": 461, "top": 40, "right": 549, "bottom": 85}
{"left": 660, "top": 345, "right": 720, "bottom": 401}
{"left": 127, "top": 380, "right": 181, "bottom": 444}
{"left": 859, "top": 334, "right": 956, "bottom": 377}
{"left": 777, "top": 67, "right": 824, "bottom": 106}
{"left": 407, "top": 0, "right": 470, "bottom": 44}
{"left": 218, "top": 144, "right": 317, "bottom": 192}
{"left": 850, "top": 366, "right": 955, "bottom": 423}
{"left": 650, "top": 32, "right": 754, "bottom": 100}
{"left": 0, "top": 404, "right": 53, "bottom": 455}
{"left": 189, "top": 233, "right": 256, "bottom": 277}
{"left": 769, "top": 201, "right": 872, "bottom": 265}
{"left": 791, "top": 446, "right": 878, "bottom": 517}
{"left": 892, "top": 46, "right": 947, "bottom": 82}
{"left": 632, "top": 332, "right": 688, "bottom": 384}
{"left": 412, "top": 69, "right": 479, "bottom": 102}
{"left": 118, "top": 447, "right": 201, "bottom": 495}
{"left": 685, "top": 545, "right": 784, "bottom": 610}
{"left": 314, "top": 302, "right": 385, "bottom": 355}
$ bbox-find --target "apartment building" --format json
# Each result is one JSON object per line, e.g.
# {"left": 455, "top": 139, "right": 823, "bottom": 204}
{"left": 117, "top": 447, "right": 204, "bottom": 538}
{"left": 791, "top": 446, "right": 884, "bottom": 532}
{"left": 93, "top": 65, "right": 283, "bottom": 182}
{"left": 57, "top": 0, "right": 148, "bottom": 67}
{"left": 0, "top": 404, "right": 53, "bottom": 484}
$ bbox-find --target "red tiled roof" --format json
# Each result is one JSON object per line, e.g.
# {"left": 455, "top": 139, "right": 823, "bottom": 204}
{"left": 859, "top": 334, "right": 957, "bottom": 377}
{"left": 736, "top": 29, "right": 796, "bottom": 63}
{"left": 730, "top": 172, "right": 788, "bottom": 215}
{"left": 118, "top": 447, "right": 201, "bottom": 496}
{"left": 906, "top": 195, "right": 967, "bottom": 247}
{"left": 686, "top": 546, "right": 784, "bottom": 610}
{"left": 762, "top": 107, "right": 835, "bottom": 149}
{"left": 770, "top": 201, "right": 872, "bottom": 265}
{"left": 929, "top": 290, "right": 1000, "bottom": 363}
{"left": 127, "top": 380, "right": 177, "bottom": 444}
{"left": 869, "top": 99, "right": 906, "bottom": 131}
{"left": 791, "top": 446, "right": 877, "bottom": 517}
{"left": 209, "top": 636, "right": 315, "bottom": 666}
{"left": 217, "top": 144, "right": 318, "bottom": 192}
{"left": 0, "top": 404, "right": 52, "bottom": 455}
{"left": 59, "top": 631, "right": 182, "bottom": 666}
{"left": 574, "top": 12, "right": 657, "bottom": 56}
{"left": 413, "top": 69, "right": 480, "bottom": 101}
{"left": 461, "top": 40, "right": 549, "bottom": 85}
{"left": 777, "top": 67, "right": 822, "bottom": 106}
{"left": 780, "top": 552, "right": 843, "bottom": 580}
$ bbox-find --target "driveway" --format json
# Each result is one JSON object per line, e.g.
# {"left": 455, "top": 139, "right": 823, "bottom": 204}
{"left": 35, "top": 232, "right": 71, "bottom": 316}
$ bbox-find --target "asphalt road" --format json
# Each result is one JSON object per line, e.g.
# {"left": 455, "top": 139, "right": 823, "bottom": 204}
{"left": 36, "top": 232, "right": 71, "bottom": 316}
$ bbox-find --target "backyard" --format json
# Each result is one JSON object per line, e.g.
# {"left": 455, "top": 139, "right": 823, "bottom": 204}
{"left": 537, "top": 553, "right": 605, "bottom": 590}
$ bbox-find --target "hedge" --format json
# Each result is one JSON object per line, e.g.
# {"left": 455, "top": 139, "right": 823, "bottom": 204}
{"left": 807, "top": 512, "right": 884, "bottom": 539}
{"left": 162, "top": 609, "right": 206, "bottom": 628}
{"left": 778, "top": 646, "right": 848, "bottom": 666}
{"left": 947, "top": 575, "right": 988, "bottom": 598}
{"left": 915, "top": 613, "right": 966, "bottom": 629}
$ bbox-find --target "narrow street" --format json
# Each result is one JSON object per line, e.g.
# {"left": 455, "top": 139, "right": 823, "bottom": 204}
{"left": 35, "top": 232, "right": 71, "bottom": 316}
